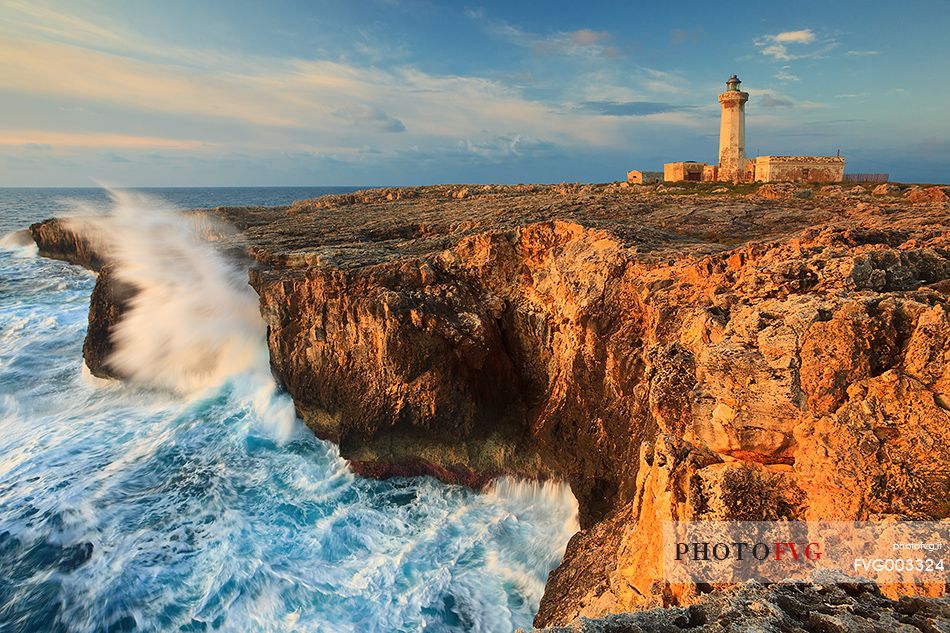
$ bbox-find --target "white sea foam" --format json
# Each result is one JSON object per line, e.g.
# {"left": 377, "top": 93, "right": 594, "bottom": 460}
{"left": 0, "top": 228, "right": 38, "bottom": 257}
{"left": 67, "top": 190, "right": 295, "bottom": 441}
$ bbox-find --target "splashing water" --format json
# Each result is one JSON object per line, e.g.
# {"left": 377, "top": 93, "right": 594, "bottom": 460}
{"left": 0, "top": 228, "right": 38, "bottom": 258}
{"left": 0, "top": 189, "right": 579, "bottom": 633}
{"left": 67, "top": 190, "right": 295, "bottom": 441}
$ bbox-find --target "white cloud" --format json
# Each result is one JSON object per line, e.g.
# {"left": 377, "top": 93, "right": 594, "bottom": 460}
{"left": 759, "top": 43, "right": 795, "bottom": 61}
{"left": 773, "top": 29, "right": 816, "bottom": 44}
{"left": 846, "top": 50, "right": 879, "bottom": 56}
{"left": 775, "top": 69, "right": 800, "bottom": 82}
{"left": 754, "top": 29, "right": 833, "bottom": 61}
{"left": 0, "top": 6, "right": 657, "bottom": 159}
{"left": 0, "top": 1, "right": 712, "bottom": 184}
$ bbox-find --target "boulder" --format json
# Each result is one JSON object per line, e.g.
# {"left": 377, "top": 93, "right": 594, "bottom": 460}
{"left": 908, "top": 186, "right": 950, "bottom": 204}
{"left": 872, "top": 182, "right": 901, "bottom": 196}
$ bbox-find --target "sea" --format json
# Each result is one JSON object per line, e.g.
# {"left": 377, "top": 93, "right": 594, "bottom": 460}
{"left": 0, "top": 188, "right": 578, "bottom": 633}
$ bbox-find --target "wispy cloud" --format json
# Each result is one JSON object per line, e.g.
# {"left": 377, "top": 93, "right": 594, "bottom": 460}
{"left": 758, "top": 94, "right": 795, "bottom": 108}
{"left": 640, "top": 68, "right": 692, "bottom": 94}
{"left": 465, "top": 8, "right": 620, "bottom": 59}
{"left": 0, "top": 130, "right": 206, "bottom": 149}
{"left": 749, "top": 89, "right": 827, "bottom": 111}
{"left": 0, "top": 39, "right": 301, "bottom": 127}
{"left": 775, "top": 68, "right": 800, "bottom": 82}
{"left": 846, "top": 50, "right": 879, "bottom": 56}
{"left": 0, "top": 0, "right": 132, "bottom": 50}
{"left": 332, "top": 105, "right": 407, "bottom": 133}
{"left": 101, "top": 151, "right": 131, "bottom": 163}
{"left": 577, "top": 101, "right": 694, "bottom": 117}
{"left": 754, "top": 28, "right": 835, "bottom": 61}
{"left": 456, "top": 134, "right": 556, "bottom": 160}
{"left": 0, "top": 3, "right": 665, "bottom": 161}
{"left": 0, "top": 0, "right": 721, "bottom": 187}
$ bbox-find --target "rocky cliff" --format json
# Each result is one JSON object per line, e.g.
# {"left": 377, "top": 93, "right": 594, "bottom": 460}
{"left": 31, "top": 183, "right": 950, "bottom": 628}
{"left": 529, "top": 579, "right": 950, "bottom": 632}
{"left": 30, "top": 217, "right": 106, "bottom": 271}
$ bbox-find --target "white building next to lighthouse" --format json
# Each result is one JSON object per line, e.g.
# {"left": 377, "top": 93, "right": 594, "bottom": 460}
{"left": 652, "top": 75, "right": 845, "bottom": 184}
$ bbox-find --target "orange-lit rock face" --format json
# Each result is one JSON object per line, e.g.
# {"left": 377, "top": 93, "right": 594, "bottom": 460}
{"left": 538, "top": 223, "right": 950, "bottom": 621}
{"left": 36, "top": 183, "right": 950, "bottom": 627}
{"left": 243, "top": 186, "right": 950, "bottom": 624}
{"left": 908, "top": 186, "right": 950, "bottom": 204}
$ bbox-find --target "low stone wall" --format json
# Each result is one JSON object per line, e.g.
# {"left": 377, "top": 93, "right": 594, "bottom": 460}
{"left": 755, "top": 155, "right": 845, "bottom": 183}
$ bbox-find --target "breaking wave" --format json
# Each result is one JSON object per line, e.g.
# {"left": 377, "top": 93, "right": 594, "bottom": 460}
{"left": 67, "top": 190, "right": 295, "bottom": 440}
{"left": 0, "top": 229, "right": 38, "bottom": 258}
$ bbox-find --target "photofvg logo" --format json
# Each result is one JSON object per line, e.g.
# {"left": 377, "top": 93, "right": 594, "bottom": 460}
{"left": 662, "top": 521, "right": 948, "bottom": 585}
{"left": 674, "top": 540, "right": 823, "bottom": 564}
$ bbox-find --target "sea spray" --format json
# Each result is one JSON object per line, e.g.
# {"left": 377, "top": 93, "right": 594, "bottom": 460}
{"left": 0, "top": 228, "right": 38, "bottom": 257}
{"left": 66, "top": 190, "right": 296, "bottom": 440}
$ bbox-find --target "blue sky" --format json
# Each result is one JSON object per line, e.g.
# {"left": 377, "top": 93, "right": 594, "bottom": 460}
{"left": 1, "top": 0, "right": 948, "bottom": 186}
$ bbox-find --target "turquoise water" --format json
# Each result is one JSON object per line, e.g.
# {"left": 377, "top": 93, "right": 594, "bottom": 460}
{"left": 0, "top": 188, "right": 577, "bottom": 633}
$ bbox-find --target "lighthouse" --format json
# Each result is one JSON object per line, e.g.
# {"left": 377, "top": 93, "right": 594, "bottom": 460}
{"left": 655, "top": 75, "right": 846, "bottom": 184}
{"left": 717, "top": 74, "right": 749, "bottom": 182}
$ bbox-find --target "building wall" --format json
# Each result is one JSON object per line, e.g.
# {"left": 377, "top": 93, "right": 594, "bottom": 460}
{"left": 627, "top": 170, "right": 644, "bottom": 184}
{"left": 754, "top": 156, "right": 845, "bottom": 183}
{"left": 627, "top": 170, "right": 663, "bottom": 184}
{"left": 664, "top": 162, "right": 706, "bottom": 182}
{"left": 843, "top": 173, "right": 889, "bottom": 183}
{"left": 744, "top": 162, "right": 756, "bottom": 182}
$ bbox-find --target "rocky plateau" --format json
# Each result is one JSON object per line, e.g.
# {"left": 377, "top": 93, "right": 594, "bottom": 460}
{"left": 29, "top": 182, "right": 950, "bottom": 629}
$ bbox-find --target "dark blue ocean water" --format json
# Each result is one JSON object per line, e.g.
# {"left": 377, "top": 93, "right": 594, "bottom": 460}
{"left": 0, "top": 188, "right": 577, "bottom": 633}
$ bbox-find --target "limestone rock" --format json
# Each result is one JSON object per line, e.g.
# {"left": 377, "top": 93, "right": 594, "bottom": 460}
{"left": 873, "top": 182, "right": 901, "bottom": 196}
{"left": 29, "top": 218, "right": 106, "bottom": 271}
{"left": 794, "top": 187, "right": 813, "bottom": 198}
{"left": 756, "top": 183, "right": 796, "bottom": 199}
{"left": 82, "top": 265, "right": 132, "bottom": 379}
{"left": 243, "top": 186, "right": 950, "bottom": 625}
{"left": 529, "top": 582, "right": 950, "bottom": 632}
{"left": 908, "top": 186, "right": 950, "bottom": 204}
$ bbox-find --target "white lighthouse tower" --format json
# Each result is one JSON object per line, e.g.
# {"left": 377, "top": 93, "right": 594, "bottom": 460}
{"left": 717, "top": 74, "right": 749, "bottom": 182}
